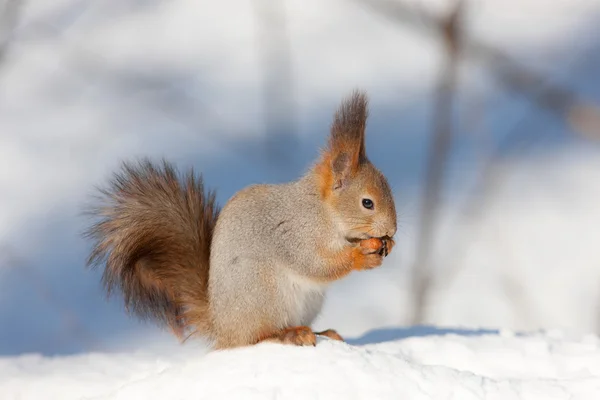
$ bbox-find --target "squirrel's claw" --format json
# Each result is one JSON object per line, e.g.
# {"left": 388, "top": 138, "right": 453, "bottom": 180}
{"left": 360, "top": 236, "right": 393, "bottom": 257}
{"left": 378, "top": 236, "right": 395, "bottom": 257}
{"left": 378, "top": 238, "right": 388, "bottom": 257}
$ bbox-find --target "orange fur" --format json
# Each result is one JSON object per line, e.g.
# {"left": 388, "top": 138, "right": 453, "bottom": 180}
{"left": 315, "top": 139, "right": 364, "bottom": 200}
{"left": 314, "top": 151, "right": 335, "bottom": 200}
{"left": 360, "top": 237, "right": 384, "bottom": 252}
{"left": 315, "top": 329, "right": 344, "bottom": 341}
{"left": 257, "top": 326, "right": 317, "bottom": 346}
{"left": 314, "top": 239, "right": 385, "bottom": 282}
{"left": 349, "top": 246, "right": 384, "bottom": 271}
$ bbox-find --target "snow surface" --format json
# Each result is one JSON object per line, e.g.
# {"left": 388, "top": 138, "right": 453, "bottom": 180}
{"left": 2, "top": 328, "right": 600, "bottom": 400}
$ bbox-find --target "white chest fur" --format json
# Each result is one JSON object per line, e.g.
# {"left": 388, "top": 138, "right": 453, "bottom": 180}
{"left": 280, "top": 269, "right": 327, "bottom": 327}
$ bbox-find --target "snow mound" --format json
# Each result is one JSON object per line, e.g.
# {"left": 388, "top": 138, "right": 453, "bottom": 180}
{"left": 2, "top": 327, "right": 600, "bottom": 399}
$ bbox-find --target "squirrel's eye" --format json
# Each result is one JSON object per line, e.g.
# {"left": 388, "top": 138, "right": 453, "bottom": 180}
{"left": 362, "top": 198, "right": 374, "bottom": 210}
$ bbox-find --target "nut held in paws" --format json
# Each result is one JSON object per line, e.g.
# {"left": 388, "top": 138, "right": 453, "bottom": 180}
{"left": 360, "top": 238, "right": 384, "bottom": 253}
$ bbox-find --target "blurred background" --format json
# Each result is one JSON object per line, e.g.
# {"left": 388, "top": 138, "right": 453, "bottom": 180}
{"left": 1, "top": 0, "right": 600, "bottom": 356}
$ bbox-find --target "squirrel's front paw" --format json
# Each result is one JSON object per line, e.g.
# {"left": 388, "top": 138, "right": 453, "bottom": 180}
{"left": 360, "top": 252, "right": 384, "bottom": 269}
{"left": 359, "top": 237, "right": 384, "bottom": 254}
{"left": 381, "top": 237, "right": 395, "bottom": 257}
{"left": 354, "top": 239, "right": 385, "bottom": 270}
{"left": 360, "top": 237, "right": 395, "bottom": 257}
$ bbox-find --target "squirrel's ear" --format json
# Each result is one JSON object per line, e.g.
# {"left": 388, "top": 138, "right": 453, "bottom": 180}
{"left": 331, "top": 152, "right": 352, "bottom": 190}
{"left": 327, "top": 90, "right": 369, "bottom": 189}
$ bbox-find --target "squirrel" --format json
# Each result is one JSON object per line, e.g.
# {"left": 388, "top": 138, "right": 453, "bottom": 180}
{"left": 84, "top": 90, "right": 397, "bottom": 350}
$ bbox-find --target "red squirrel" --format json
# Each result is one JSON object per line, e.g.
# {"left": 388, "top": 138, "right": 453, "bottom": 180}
{"left": 85, "top": 90, "right": 397, "bottom": 349}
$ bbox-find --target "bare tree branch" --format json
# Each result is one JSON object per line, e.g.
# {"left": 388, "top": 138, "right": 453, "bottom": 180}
{"left": 409, "top": 1, "right": 463, "bottom": 324}
{"left": 0, "top": 0, "right": 24, "bottom": 65}
{"left": 434, "top": 38, "right": 600, "bottom": 299}
{"left": 253, "top": 0, "right": 298, "bottom": 173}
{"left": 354, "top": 0, "right": 600, "bottom": 139}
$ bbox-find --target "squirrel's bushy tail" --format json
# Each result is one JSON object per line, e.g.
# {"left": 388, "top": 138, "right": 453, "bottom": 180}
{"left": 84, "top": 158, "right": 220, "bottom": 340}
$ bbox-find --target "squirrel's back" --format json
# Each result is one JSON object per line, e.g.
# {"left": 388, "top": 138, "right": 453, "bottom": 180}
{"left": 210, "top": 177, "right": 329, "bottom": 262}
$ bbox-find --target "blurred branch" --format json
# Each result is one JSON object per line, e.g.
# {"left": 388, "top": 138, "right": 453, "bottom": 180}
{"left": 409, "top": 2, "right": 462, "bottom": 324}
{"left": 0, "top": 0, "right": 23, "bottom": 65}
{"left": 357, "top": 0, "right": 600, "bottom": 326}
{"left": 11, "top": 2, "right": 278, "bottom": 168}
{"left": 354, "top": 0, "right": 600, "bottom": 139}
{"left": 434, "top": 38, "right": 600, "bottom": 300}
{"left": 253, "top": 0, "right": 299, "bottom": 173}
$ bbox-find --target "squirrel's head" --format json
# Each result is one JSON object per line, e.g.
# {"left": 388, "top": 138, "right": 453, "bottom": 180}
{"left": 315, "top": 90, "right": 397, "bottom": 242}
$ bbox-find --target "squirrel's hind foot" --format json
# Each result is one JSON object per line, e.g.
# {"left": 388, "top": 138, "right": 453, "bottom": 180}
{"left": 258, "top": 326, "right": 317, "bottom": 346}
{"left": 314, "top": 329, "right": 344, "bottom": 342}
{"left": 257, "top": 327, "right": 345, "bottom": 347}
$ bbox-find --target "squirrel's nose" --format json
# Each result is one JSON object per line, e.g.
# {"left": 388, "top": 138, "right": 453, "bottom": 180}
{"left": 376, "top": 218, "right": 396, "bottom": 239}
{"left": 385, "top": 222, "right": 397, "bottom": 238}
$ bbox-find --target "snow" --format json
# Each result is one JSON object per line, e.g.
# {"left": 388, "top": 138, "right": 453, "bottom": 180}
{"left": 2, "top": 328, "right": 600, "bottom": 399}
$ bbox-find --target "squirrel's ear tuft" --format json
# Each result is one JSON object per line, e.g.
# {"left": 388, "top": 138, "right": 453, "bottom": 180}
{"left": 314, "top": 90, "right": 370, "bottom": 197}
{"left": 328, "top": 89, "right": 369, "bottom": 180}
